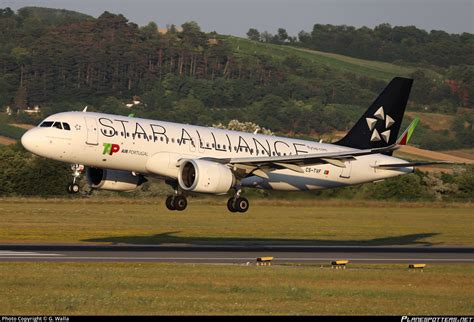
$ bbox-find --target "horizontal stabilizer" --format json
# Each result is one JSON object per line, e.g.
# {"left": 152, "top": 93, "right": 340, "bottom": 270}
{"left": 373, "top": 161, "right": 455, "bottom": 169}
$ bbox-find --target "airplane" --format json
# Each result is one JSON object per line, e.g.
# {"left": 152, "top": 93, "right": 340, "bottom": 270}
{"left": 20, "top": 77, "right": 450, "bottom": 213}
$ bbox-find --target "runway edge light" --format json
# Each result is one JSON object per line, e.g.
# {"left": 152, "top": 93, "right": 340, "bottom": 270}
{"left": 256, "top": 257, "right": 274, "bottom": 266}
{"left": 409, "top": 263, "right": 426, "bottom": 271}
{"left": 331, "top": 260, "right": 349, "bottom": 269}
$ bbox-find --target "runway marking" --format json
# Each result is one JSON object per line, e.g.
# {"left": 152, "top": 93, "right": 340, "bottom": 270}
{"left": 0, "top": 256, "right": 472, "bottom": 262}
{"left": 0, "top": 251, "right": 62, "bottom": 257}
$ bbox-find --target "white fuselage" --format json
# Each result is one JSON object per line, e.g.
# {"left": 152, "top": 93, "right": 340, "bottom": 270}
{"left": 21, "top": 111, "right": 413, "bottom": 192}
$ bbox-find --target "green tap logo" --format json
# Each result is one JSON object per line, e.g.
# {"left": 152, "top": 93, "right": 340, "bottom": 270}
{"left": 103, "top": 143, "right": 120, "bottom": 155}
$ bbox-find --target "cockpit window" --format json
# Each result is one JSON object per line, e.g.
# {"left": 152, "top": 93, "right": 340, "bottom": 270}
{"left": 40, "top": 121, "right": 54, "bottom": 128}
{"left": 52, "top": 122, "right": 63, "bottom": 129}
{"left": 39, "top": 121, "right": 70, "bottom": 131}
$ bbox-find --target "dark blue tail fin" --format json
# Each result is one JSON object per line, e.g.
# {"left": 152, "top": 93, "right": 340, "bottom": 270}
{"left": 336, "top": 77, "right": 413, "bottom": 149}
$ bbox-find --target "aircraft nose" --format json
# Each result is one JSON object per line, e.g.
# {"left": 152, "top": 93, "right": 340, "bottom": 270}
{"left": 21, "top": 128, "right": 40, "bottom": 153}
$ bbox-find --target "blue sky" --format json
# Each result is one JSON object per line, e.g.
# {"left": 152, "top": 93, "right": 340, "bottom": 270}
{"left": 1, "top": 0, "right": 473, "bottom": 36}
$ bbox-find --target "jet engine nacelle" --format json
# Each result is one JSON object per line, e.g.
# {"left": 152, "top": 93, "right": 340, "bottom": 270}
{"left": 178, "top": 159, "right": 235, "bottom": 195}
{"left": 86, "top": 167, "right": 146, "bottom": 192}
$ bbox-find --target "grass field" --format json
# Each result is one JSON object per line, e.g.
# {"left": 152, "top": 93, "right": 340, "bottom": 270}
{"left": 223, "top": 36, "right": 416, "bottom": 81}
{"left": 406, "top": 112, "right": 454, "bottom": 132}
{"left": 0, "top": 135, "right": 16, "bottom": 145}
{"left": 442, "top": 148, "right": 474, "bottom": 161}
{"left": 393, "top": 146, "right": 474, "bottom": 172}
{"left": 0, "top": 262, "right": 472, "bottom": 315}
{"left": 1, "top": 199, "right": 472, "bottom": 315}
{"left": 0, "top": 198, "right": 472, "bottom": 245}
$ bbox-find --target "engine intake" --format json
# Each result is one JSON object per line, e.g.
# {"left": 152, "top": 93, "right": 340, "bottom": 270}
{"left": 86, "top": 167, "right": 146, "bottom": 192}
{"left": 178, "top": 159, "right": 235, "bottom": 195}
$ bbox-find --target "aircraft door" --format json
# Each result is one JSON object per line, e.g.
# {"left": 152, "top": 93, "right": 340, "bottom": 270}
{"left": 85, "top": 117, "right": 99, "bottom": 145}
{"left": 340, "top": 161, "right": 352, "bottom": 179}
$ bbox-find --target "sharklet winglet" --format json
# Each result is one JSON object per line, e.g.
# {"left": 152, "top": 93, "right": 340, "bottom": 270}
{"left": 396, "top": 117, "right": 419, "bottom": 146}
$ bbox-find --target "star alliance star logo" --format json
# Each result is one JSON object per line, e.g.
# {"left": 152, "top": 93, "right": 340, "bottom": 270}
{"left": 366, "top": 106, "right": 394, "bottom": 143}
{"left": 75, "top": 124, "right": 81, "bottom": 131}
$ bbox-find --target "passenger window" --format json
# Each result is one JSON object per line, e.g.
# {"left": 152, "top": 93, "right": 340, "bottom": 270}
{"left": 40, "top": 121, "right": 54, "bottom": 128}
{"left": 52, "top": 122, "right": 62, "bottom": 129}
{"left": 62, "top": 123, "right": 71, "bottom": 130}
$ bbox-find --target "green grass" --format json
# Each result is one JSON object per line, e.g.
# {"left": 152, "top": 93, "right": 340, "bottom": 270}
{"left": 0, "top": 122, "right": 26, "bottom": 140}
{"left": 0, "top": 198, "right": 472, "bottom": 245}
{"left": 223, "top": 36, "right": 416, "bottom": 81}
{"left": 0, "top": 262, "right": 472, "bottom": 315}
{"left": 1, "top": 199, "right": 472, "bottom": 315}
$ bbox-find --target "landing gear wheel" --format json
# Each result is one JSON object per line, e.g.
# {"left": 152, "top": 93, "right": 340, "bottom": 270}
{"left": 67, "top": 183, "right": 80, "bottom": 194}
{"left": 68, "top": 164, "right": 84, "bottom": 195}
{"left": 227, "top": 197, "right": 249, "bottom": 213}
{"left": 227, "top": 198, "right": 238, "bottom": 213}
{"left": 235, "top": 197, "right": 249, "bottom": 213}
{"left": 174, "top": 195, "right": 187, "bottom": 211}
{"left": 165, "top": 195, "right": 176, "bottom": 211}
{"left": 70, "top": 183, "right": 80, "bottom": 194}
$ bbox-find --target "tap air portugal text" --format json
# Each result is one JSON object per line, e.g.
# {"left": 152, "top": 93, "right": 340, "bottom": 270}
{"left": 21, "top": 77, "right": 448, "bottom": 212}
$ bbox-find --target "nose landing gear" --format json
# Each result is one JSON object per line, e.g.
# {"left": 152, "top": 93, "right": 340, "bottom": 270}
{"left": 67, "top": 164, "right": 84, "bottom": 194}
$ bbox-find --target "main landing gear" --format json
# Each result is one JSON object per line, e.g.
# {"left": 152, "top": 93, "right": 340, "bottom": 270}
{"left": 227, "top": 189, "right": 249, "bottom": 213}
{"left": 165, "top": 180, "right": 187, "bottom": 211}
{"left": 165, "top": 195, "right": 188, "bottom": 211}
{"left": 67, "top": 164, "right": 84, "bottom": 194}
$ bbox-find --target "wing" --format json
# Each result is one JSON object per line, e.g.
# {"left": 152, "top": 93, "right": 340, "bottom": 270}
{"left": 201, "top": 144, "right": 400, "bottom": 179}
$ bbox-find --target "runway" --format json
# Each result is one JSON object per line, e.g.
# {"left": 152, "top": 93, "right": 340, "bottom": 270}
{"left": 0, "top": 244, "right": 473, "bottom": 264}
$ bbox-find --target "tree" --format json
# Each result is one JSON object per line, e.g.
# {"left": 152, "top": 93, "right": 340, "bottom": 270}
{"left": 277, "top": 28, "right": 289, "bottom": 43}
{"left": 213, "top": 119, "right": 273, "bottom": 135}
{"left": 246, "top": 28, "right": 260, "bottom": 42}
{"left": 13, "top": 86, "right": 28, "bottom": 110}
{"left": 260, "top": 31, "right": 273, "bottom": 43}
